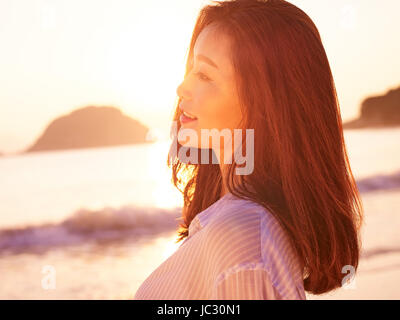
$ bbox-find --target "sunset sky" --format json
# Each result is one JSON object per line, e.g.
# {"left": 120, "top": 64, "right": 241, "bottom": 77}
{"left": 0, "top": 0, "right": 399, "bottom": 154}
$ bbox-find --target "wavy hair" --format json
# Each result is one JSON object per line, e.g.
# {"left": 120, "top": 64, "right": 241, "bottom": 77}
{"left": 167, "top": 0, "right": 363, "bottom": 295}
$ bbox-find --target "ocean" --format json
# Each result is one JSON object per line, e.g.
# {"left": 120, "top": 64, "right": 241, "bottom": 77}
{"left": 1, "top": 128, "right": 400, "bottom": 299}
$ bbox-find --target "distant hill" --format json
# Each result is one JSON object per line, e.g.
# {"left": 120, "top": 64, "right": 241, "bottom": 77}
{"left": 343, "top": 86, "right": 400, "bottom": 129}
{"left": 24, "top": 106, "right": 150, "bottom": 153}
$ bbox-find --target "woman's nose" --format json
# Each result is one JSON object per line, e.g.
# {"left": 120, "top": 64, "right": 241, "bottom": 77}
{"left": 176, "top": 79, "right": 191, "bottom": 101}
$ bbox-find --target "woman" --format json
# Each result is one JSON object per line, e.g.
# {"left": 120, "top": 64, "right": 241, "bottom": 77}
{"left": 134, "top": 0, "right": 363, "bottom": 299}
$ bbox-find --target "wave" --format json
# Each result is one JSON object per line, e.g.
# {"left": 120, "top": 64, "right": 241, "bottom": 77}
{"left": 2, "top": 169, "right": 400, "bottom": 255}
{"left": 0, "top": 205, "right": 182, "bottom": 255}
{"left": 356, "top": 170, "right": 400, "bottom": 193}
{"left": 361, "top": 246, "right": 400, "bottom": 259}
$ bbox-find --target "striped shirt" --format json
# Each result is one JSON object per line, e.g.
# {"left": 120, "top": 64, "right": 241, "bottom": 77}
{"left": 133, "top": 192, "right": 306, "bottom": 300}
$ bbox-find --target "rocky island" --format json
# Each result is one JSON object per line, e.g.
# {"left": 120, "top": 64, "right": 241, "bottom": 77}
{"left": 343, "top": 86, "right": 400, "bottom": 129}
{"left": 24, "top": 106, "right": 150, "bottom": 153}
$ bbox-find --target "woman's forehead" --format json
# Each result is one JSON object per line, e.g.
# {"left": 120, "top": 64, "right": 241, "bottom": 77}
{"left": 193, "top": 24, "right": 234, "bottom": 78}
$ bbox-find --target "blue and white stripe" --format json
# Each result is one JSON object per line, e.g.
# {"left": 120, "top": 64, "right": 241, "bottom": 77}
{"left": 133, "top": 192, "right": 306, "bottom": 300}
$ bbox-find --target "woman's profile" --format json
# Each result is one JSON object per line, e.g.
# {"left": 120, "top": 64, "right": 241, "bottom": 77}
{"left": 134, "top": 0, "right": 363, "bottom": 300}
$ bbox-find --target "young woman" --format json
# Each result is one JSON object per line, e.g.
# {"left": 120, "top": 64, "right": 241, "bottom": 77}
{"left": 134, "top": 0, "right": 363, "bottom": 299}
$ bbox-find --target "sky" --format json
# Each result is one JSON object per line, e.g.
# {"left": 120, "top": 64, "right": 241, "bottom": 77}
{"left": 0, "top": 0, "right": 399, "bottom": 154}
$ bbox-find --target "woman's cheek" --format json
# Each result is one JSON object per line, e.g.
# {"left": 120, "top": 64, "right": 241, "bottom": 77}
{"left": 201, "top": 109, "right": 223, "bottom": 130}
{"left": 213, "top": 100, "right": 233, "bottom": 129}
{"left": 197, "top": 87, "right": 228, "bottom": 130}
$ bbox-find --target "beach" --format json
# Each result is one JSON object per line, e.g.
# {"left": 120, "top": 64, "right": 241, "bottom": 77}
{"left": 0, "top": 128, "right": 399, "bottom": 299}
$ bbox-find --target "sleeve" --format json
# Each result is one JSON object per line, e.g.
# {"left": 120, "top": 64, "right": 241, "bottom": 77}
{"left": 211, "top": 262, "right": 282, "bottom": 300}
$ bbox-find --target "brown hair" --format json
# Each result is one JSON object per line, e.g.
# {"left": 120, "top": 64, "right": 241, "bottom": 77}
{"left": 167, "top": 0, "right": 363, "bottom": 295}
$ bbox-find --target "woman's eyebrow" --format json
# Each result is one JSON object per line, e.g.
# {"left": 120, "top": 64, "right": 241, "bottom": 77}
{"left": 195, "top": 54, "right": 219, "bottom": 69}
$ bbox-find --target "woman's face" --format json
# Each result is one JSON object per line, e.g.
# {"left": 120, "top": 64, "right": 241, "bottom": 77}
{"left": 176, "top": 23, "right": 242, "bottom": 154}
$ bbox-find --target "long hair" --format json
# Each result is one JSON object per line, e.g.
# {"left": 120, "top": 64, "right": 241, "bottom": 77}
{"left": 167, "top": 0, "right": 363, "bottom": 295}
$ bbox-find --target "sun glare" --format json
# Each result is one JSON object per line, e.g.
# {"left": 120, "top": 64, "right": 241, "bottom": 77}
{"left": 162, "top": 235, "right": 182, "bottom": 260}
{"left": 105, "top": 18, "right": 189, "bottom": 120}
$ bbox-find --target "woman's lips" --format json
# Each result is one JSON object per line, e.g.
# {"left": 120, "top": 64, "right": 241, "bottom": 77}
{"left": 180, "top": 113, "right": 198, "bottom": 124}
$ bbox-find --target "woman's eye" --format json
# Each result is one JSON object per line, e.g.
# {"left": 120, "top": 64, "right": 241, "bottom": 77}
{"left": 194, "top": 71, "right": 210, "bottom": 81}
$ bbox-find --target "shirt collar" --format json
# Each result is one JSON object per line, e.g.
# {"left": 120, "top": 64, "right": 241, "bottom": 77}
{"left": 188, "top": 192, "right": 240, "bottom": 237}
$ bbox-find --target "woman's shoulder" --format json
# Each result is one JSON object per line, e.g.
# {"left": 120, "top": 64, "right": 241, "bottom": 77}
{"left": 202, "top": 196, "right": 305, "bottom": 299}
{"left": 207, "top": 195, "right": 282, "bottom": 238}
{"left": 205, "top": 195, "right": 303, "bottom": 276}
{"left": 203, "top": 196, "right": 282, "bottom": 255}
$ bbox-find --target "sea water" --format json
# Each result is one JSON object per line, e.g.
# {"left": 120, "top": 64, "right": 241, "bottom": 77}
{"left": 0, "top": 129, "right": 399, "bottom": 299}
